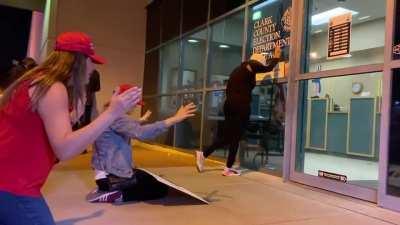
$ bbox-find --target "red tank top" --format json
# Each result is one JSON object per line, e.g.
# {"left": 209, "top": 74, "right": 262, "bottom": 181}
{"left": 0, "top": 81, "right": 56, "bottom": 197}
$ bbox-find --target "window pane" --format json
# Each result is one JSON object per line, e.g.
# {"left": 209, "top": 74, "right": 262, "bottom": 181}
{"left": 145, "top": 1, "right": 161, "bottom": 49}
{"left": 182, "top": 0, "right": 208, "bottom": 33}
{"left": 203, "top": 84, "right": 287, "bottom": 176}
{"left": 160, "top": 41, "right": 180, "bottom": 94}
{"left": 303, "top": 0, "right": 386, "bottom": 73}
{"left": 202, "top": 91, "right": 226, "bottom": 158}
{"left": 393, "top": 0, "right": 400, "bottom": 60}
{"left": 143, "top": 50, "right": 160, "bottom": 95}
{"left": 182, "top": 29, "right": 207, "bottom": 91}
{"left": 210, "top": 0, "right": 245, "bottom": 19}
{"left": 207, "top": 11, "right": 244, "bottom": 88}
{"left": 246, "top": 0, "right": 292, "bottom": 80}
{"left": 240, "top": 84, "right": 287, "bottom": 176}
{"left": 296, "top": 73, "right": 382, "bottom": 189}
{"left": 161, "top": 0, "right": 181, "bottom": 42}
{"left": 175, "top": 93, "right": 203, "bottom": 150}
{"left": 142, "top": 96, "right": 177, "bottom": 146}
{"left": 388, "top": 69, "right": 400, "bottom": 197}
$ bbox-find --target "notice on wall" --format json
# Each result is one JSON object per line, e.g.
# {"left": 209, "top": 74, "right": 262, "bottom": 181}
{"left": 327, "top": 12, "right": 352, "bottom": 59}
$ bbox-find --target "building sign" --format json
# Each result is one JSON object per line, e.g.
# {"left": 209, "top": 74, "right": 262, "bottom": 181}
{"left": 318, "top": 170, "right": 347, "bottom": 183}
{"left": 248, "top": 0, "right": 291, "bottom": 81}
{"left": 327, "top": 12, "right": 352, "bottom": 59}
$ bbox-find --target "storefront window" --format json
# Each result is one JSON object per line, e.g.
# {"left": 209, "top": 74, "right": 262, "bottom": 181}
{"left": 296, "top": 73, "right": 382, "bottom": 189}
{"left": 247, "top": 0, "right": 291, "bottom": 61}
{"left": 239, "top": 84, "right": 287, "bottom": 175}
{"left": 202, "top": 90, "right": 226, "bottom": 158}
{"left": 142, "top": 96, "right": 177, "bottom": 146}
{"left": 303, "top": 0, "right": 386, "bottom": 73}
{"left": 181, "top": 30, "right": 207, "bottom": 91}
{"left": 246, "top": 0, "right": 292, "bottom": 81}
{"left": 145, "top": 1, "right": 161, "bottom": 49}
{"left": 160, "top": 41, "right": 180, "bottom": 94}
{"left": 143, "top": 50, "right": 160, "bottom": 95}
{"left": 161, "top": 0, "right": 181, "bottom": 42}
{"left": 388, "top": 69, "right": 400, "bottom": 197}
{"left": 210, "top": 0, "right": 245, "bottom": 19}
{"left": 175, "top": 93, "right": 203, "bottom": 150}
{"left": 182, "top": 0, "right": 208, "bottom": 33}
{"left": 393, "top": 0, "right": 400, "bottom": 60}
{"left": 207, "top": 11, "right": 244, "bottom": 88}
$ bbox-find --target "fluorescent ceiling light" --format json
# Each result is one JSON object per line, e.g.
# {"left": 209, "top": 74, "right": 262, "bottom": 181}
{"left": 252, "top": 11, "right": 262, "bottom": 21}
{"left": 188, "top": 39, "right": 199, "bottom": 43}
{"left": 219, "top": 44, "right": 230, "bottom": 49}
{"left": 310, "top": 52, "right": 318, "bottom": 59}
{"left": 358, "top": 15, "right": 371, "bottom": 20}
{"left": 252, "top": 0, "right": 279, "bottom": 11}
{"left": 312, "top": 7, "right": 358, "bottom": 26}
{"left": 314, "top": 29, "right": 323, "bottom": 34}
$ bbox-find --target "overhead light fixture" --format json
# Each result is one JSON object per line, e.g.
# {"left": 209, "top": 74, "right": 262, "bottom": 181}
{"left": 314, "top": 29, "right": 323, "bottom": 34}
{"left": 310, "top": 52, "right": 318, "bottom": 59}
{"left": 188, "top": 39, "right": 199, "bottom": 43}
{"left": 252, "top": 0, "right": 279, "bottom": 11}
{"left": 219, "top": 44, "right": 230, "bottom": 49}
{"left": 312, "top": 7, "right": 358, "bottom": 26}
{"left": 358, "top": 15, "right": 371, "bottom": 20}
{"left": 252, "top": 11, "right": 262, "bottom": 21}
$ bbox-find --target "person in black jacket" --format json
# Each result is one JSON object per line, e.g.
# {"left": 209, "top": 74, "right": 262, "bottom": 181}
{"left": 196, "top": 46, "right": 281, "bottom": 176}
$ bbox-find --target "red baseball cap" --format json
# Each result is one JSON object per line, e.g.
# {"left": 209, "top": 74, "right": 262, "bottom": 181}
{"left": 117, "top": 84, "right": 144, "bottom": 106}
{"left": 55, "top": 32, "right": 106, "bottom": 64}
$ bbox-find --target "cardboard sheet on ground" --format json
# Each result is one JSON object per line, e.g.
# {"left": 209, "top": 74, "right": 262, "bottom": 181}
{"left": 138, "top": 168, "right": 209, "bottom": 204}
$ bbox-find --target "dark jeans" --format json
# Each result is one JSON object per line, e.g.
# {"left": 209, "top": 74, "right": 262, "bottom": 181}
{"left": 203, "top": 102, "right": 249, "bottom": 168}
{"left": 96, "top": 169, "right": 169, "bottom": 202}
{"left": 0, "top": 191, "right": 55, "bottom": 225}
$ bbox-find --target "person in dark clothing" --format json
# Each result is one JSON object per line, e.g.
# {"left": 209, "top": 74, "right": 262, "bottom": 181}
{"left": 196, "top": 46, "right": 281, "bottom": 176}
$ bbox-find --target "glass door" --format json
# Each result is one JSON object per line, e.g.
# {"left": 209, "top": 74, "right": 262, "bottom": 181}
{"left": 289, "top": 0, "right": 387, "bottom": 202}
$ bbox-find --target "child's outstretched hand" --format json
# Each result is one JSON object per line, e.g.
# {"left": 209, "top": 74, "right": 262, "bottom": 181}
{"left": 165, "top": 102, "right": 197, "bottom": 126}
{"left": 139, "top": 110, "right": 152, "bottom": 123}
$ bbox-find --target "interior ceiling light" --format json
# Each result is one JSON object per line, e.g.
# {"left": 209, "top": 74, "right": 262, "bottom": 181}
{"left": 312, "top": 7, "right": 358, "bottom": 26}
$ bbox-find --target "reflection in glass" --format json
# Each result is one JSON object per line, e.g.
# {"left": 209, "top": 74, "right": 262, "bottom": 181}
{"left": 303, "top": 0, "right": 386, "bottom": 73}
{"left": 208, "top": 11, "right": 245, "bottom": 87}
{"left": 296, "top": 73, "right": 382, "bottom": 189}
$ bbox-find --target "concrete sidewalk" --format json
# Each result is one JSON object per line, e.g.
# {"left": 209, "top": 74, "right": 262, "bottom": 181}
{"left": 43, "top": 145, "right": 400, "bottom": 225}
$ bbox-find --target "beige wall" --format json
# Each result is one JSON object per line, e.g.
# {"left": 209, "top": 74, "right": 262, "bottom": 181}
{"left": 41, "top": 0, "right": 147, "bottom": 118}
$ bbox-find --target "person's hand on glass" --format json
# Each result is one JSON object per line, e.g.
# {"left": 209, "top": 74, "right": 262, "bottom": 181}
{"left": 139, "top": 110, "right": 152, "bottom": 123}
{"left": 274, "top": 42, "right": 282, "bottom": 59}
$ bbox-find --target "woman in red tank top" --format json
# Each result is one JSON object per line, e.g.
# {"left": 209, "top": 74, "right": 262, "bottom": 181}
{"left": 0, "top": 32, "right": 142, "bottom": 225}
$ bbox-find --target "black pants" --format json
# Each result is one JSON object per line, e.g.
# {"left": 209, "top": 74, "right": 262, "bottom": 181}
{"left": 203, "top": 102, "right": 249, "bottom": 168}
{"left": 96, "top": 169, "right": 169, "bottom": 202}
